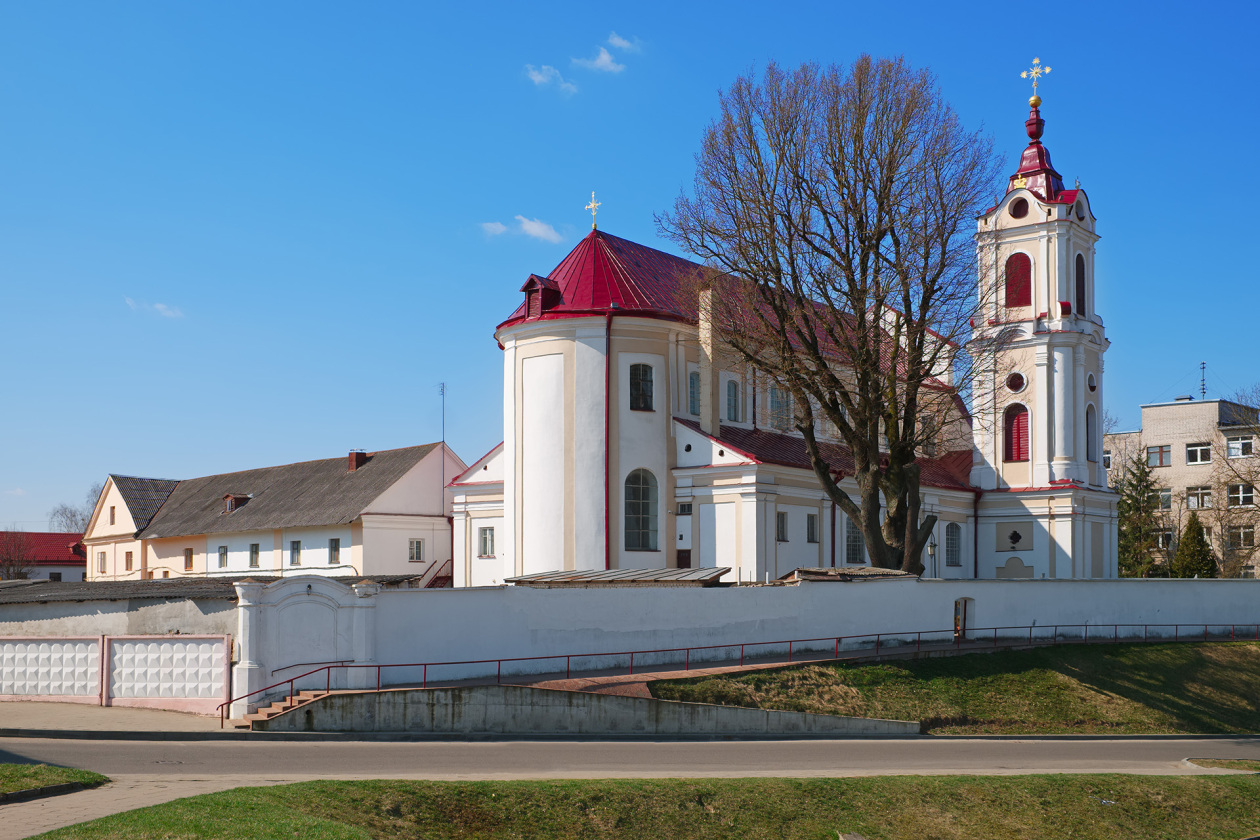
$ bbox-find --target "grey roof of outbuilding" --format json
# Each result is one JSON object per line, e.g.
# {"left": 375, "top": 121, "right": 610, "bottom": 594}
{"left": 110, "top": 475, "right": 181, "bottom": 531}
{"left": 0, "top": 574, "right": 429, "bottom": 605}
{"left": 137, "top": 444, "right": 441, "bottom": 539}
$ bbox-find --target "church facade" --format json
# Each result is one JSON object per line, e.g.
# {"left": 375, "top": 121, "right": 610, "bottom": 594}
{"left": 450, "top": 94, "right": 1118, "bottom": 586}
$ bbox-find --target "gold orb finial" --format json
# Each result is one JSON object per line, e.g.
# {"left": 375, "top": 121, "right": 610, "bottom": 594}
{"left": 1029, "top": 94, "right": 1042, "bottom": 108}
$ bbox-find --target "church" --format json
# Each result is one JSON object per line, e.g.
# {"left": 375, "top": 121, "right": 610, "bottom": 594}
{"left": 449, "top": 86, "right": 1117, "bottom": 586}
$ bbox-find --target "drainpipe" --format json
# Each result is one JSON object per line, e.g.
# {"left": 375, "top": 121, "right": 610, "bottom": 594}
{"left": 830, "top": 500, "right": 836, "bottom": 567}
{"left": 604, "top": 310, "right": 613, "bottom": 571}
{"left": 972, "top": 490, "right": 981, "bottom": 579}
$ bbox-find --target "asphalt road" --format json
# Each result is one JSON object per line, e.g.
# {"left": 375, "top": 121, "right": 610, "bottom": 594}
{"left": 4, "top": 736, "right": 1260, "bottom": 780}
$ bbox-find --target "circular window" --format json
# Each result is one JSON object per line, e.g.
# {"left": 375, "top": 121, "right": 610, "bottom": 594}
{"left": 684, "top": 444, "right": 692, "bottom": 453}
{"left": 1006, "top": 372, "right": 1026, "bottom": 393}
{"left": 1088, "top": 373, "right": 1097, "bottom": 393}
{"left": 1009, "top": 198, "right": 1029, "bottom": 219}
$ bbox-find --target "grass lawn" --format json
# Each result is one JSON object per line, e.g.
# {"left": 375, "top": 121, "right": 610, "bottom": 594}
{"left": 31, "top": 776, "right": 1260, "bottom": 840}
{"left": 649, "top": 641, "right": 1260, "bottom": 734}
{"left": 0, "top": 764, "right": 108, "bottom": 795}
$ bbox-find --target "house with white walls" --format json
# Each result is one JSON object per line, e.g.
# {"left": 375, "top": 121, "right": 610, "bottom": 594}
{"left": 84, "top": 444, "right": 465, "bottom": 584}
{"left": 451, "top": 90, "right": 1118, "bottom": 585}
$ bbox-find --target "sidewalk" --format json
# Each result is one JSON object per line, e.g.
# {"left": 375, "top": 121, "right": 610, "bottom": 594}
{"left": 0, "top": 702, "right": 223, "bottom": 736}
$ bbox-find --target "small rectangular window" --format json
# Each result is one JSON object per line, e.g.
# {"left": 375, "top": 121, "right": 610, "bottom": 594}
{"left": 845, "top": 521, "right": 866, "bottom": 565}
{"left": 776, "top": 511, "right": 788, "bottom": 542}
{"left": 289, "top": 541, "right": 301, "bottom": 566}
{"left": 184, "top": 548, "right": 194, "bottom": 571}
{"left": 109, "top": 506, "right": 116, "bottom": 525}
{"left": 218, "top": 546, "right": 228, "bottom": 568}
{"left": 1228, "top": 484, "right": 1255, "bottom": 507}
{"left": 1228, "top": 525, "right": 1255, "bottom": 550}
{"left": 1187, "top": 486, "right": 1212, "bottom": 509}
{"left": 97, "top": 551, "right": 106, "bottom": 574}
{"left": 329, "top": 538, "right": 340, "bottom": 564}
{"left": 726, "top": 380, "right": 740, "bottom": 422}
{"left": 1102, "top": 449, "right": 1112, "bottom": 470}
{"left": 1156, "top": 531, "right": 1174, "bottom": 550}
{"left": 1227, "top": 436, "right": 1253, "bottom": 458}
{"left": 1186, "top": 443, "right": 1211, "bottom": 464}
{"left": 770, "top": 386, "right": 791, "bottom": 430}
{"left": 409, "top": 538, "right": 424, "bottom": 563}
{"left": 49, "top": 572, "right": 62, "bottom": 582}
{"left": 688, "top": 370, "right": 700, "bottom": 415}
{"left": 1158, "top": 488, "right": 1172, "bottom": 510}
{"left": 629, "top": 364, "right": 654, "bottom": 411}
{"left": 124, "top": 551, "right": 133, "bottom": 571}
{"left": 1147, "top": 445, "right": 1171, "bottom": 467}
{"left": 676, "top": 502, "right": 692, "bottom": 515}
{"left": 478, "top": 527, "right": 494, "bottom": 557}
{"left": 806, "top": 513, "right": 819, "bottom": 544}
{"left": 249, "top": 543, "right": 260, "bottom": 568}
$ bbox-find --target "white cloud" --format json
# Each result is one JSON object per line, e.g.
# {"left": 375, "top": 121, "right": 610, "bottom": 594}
{"left": 573, "top": 47, "right": 624, "bottom": 73}
{"left": 525, "top": 64, "right": 577, "bottom": 94}
{"left": 514, "top": 215, "right": 563, "bottom": 243}
{"left": 607, "top": 32, "right": 641, "bottom": 52}
{"left": 4, "top": 488, "right": 26, "bottom": 496}
{"left": 125, "top": 296, "right": 184, "bottom": 318}
{"left": 481, "top": 221, "right": 508, "bottom": 236}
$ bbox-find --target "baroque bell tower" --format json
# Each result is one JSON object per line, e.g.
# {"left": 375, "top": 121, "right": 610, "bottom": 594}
{"left": 967, "top": 59, "right": 1117, "bottom": 580}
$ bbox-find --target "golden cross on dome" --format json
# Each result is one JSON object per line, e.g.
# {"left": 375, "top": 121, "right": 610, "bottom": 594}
{"left": 1020, "top": 57, "right": 1051, "bottom": 103}
{"left": 585, "top": 191, "right": 601, "bottom": 230}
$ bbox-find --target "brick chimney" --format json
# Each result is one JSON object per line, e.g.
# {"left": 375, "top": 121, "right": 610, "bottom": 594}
{"left": 348, "top": 450, "right": 369, "bottom": 472}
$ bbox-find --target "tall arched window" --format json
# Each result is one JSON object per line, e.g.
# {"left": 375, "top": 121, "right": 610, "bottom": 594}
{"left": 629, "top": 364, "right": 653, "bottom": 411}
{"left": 624, "top": 469, "right": 659, "bottom": 551}
{"left": 1086, "top": 404, "right": 1098, "bottom": 462}
{"left": 1075, "top": 254, "right": 1087, "bottom": 318}
{"left": 1004, "top": 404, "right": 1029, "bottom": 462}
{"left": 1004, "top": 253, "right": 1032, "bottom": 308}
{"left": 726, "top": 380, "right": 740, "bottom": 422}
{"left": 945, "top": 522, "right": 962, "bottom": 567}
{"left": 688, "top": 371, "right": 700, "bottom": 415}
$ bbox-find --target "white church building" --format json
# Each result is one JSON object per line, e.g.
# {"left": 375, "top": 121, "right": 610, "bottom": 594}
{"left": 450, "top": 92, "right": 1117, "bottom": 587}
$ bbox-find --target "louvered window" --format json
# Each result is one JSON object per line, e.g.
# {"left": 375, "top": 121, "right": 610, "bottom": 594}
{"left": 1005, "top": 253, "right": 1032, "bottom": 308}
{"left": 1004, "top": 404, "right": 1029, "bottom": 462}
{"left": 1075, "top": 254, "right": 1087, "bottom": 317}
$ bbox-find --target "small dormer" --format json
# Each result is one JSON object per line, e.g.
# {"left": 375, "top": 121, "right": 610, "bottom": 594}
{"left": 223, "top": 493, "right": 251, "bottom": 513}
{"left": 520, "top": 274, "right": 562, "bottom": 319}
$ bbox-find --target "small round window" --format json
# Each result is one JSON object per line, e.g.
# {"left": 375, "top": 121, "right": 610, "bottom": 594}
{"left": 1006, "top": 372, "right": 1026, "bottom": 393}
{"left": 1088, "top": 373, "right": 1097, "bottom": 393}
{"left": 1009, "top": 198, "right": 1029, "bottom": 219}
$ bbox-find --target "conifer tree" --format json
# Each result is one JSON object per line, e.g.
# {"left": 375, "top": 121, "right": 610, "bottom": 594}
{"left": 1173, "top": 511, "right": 1217, "bottom": 578}
{"left": 1115, "top": 453, "right": 1162, "bottom": 577}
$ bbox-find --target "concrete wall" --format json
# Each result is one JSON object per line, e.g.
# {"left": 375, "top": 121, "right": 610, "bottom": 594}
{"left": 0, "top": 597, "right": 236, "bottom": 637}
{"left": 255, "top": 684, "right": 918, "bottom": 737}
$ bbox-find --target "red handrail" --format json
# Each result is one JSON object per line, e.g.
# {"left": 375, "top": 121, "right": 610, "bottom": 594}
{"left": 219, "top": 621, "right": 1260, "bottom": 727}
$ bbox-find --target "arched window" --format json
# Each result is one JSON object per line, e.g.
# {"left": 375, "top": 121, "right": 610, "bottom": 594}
{"left": 945, "top": 523, "right": 962, "bottom": 567}
{"left": 1004, "top": 404, "right": 1029, "bottom": 462}
{"left": 629, "top": 364, "right": 653, "bottom": 411}
{"left": 1004, "top": 253, "right": 1032, "bottom": 308}
{"left": 688, "top": 371, "right": 700, "bottom": 415}
{"left": 624, "top": 469, "right": 658, "bottom": 551}
{"left": 1086, "top": 404, "right": 1098, "bottom": 462}
{"left": 726, "top": 380, "right": 740, "bottom": 422}
{"left": 1075, "top": 254, "right": 1087, "bottom": 318}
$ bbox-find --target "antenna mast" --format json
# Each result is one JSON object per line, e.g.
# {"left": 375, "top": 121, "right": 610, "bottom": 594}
{"left": 1200, "top": 362, "right": 1206, "bottom": 401}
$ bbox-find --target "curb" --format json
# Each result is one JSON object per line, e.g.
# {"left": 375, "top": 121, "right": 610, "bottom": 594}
{"left": 0, "top": 781, "right": 88, "bottom": 804}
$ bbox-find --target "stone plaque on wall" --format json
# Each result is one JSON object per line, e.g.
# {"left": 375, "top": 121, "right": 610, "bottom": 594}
{"left": 996, "top": 521, "right": 1034, "bottom": 552}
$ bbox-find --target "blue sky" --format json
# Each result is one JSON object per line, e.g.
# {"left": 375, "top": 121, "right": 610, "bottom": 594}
{"left": 2, "top": 1, "right": 1255, "bottom": 527}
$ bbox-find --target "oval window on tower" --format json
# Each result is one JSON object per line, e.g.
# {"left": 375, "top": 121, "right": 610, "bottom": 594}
{"left": 1009, "top": 198, "right": 1029, "bottom": 219}
{"left": 1006, "top": 372, "right": 1026, "bottom": 393}
{"left": 1088, "top": 373, "right": 1097, "bottom": 393}
{"left": 1075, "top": 202, "right": 1085, "bottom": 221}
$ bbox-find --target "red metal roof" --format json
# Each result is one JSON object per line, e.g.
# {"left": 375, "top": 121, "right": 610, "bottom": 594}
{"left": 676, "top": 419, "right": 974, "bottom": 492}
{"left": 10, "top": 532, "right": 86, "bottom": 566}
{"left": 499, "top": 230, "right": 703, "bottom": 329}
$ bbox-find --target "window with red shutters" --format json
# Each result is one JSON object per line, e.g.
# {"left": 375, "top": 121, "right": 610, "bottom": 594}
{"left": 1004, "top": 404, "right": 1029, "bottom": 462}
{"left": 1075, "top": 254, "right": 1086, "bottom": 318}
{"left": 1004, "top": 253, "right": 1031, "bottom": 308}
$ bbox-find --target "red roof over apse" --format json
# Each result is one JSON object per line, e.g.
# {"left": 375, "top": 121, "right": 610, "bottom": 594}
{"left": 498, "top": 230, "right": 704, "bottom": 330}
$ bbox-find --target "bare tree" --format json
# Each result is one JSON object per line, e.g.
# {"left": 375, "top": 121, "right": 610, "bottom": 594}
{"left": 659, "top": 57, "right": 1001, "bottom": 573}
{"left": 48, "top": 481, "right": 104, "bottom": 533}
{"left": 0, "top": 527, "right": 34, "bottom": 580}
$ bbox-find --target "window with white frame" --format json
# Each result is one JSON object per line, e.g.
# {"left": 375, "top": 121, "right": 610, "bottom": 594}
{"left": 249, "top": 543, "right": 260, "bottom": 568}
{"left": 1158, "top": 488, "right": 1172, "bottom": 510}
{"left": 329, "top": 538, "right": 340, "bottom": 564}
{"left": 97, "top": 551, "right": 106, "bottom": 574}
{"left": 845, "top": 520, "right": 866, "bottom": 565}
{"left": 806, "top": 513, "right": 819, "bottom": 544}
{"left": 629, "top": 364, "right": 653, "bottom": 411}
{"left": 289, "top": 541, "right": 301, "bottom": 566}
{"left": 1186, "top": 442, "right": 1211, "bottom": 464}
{"left": 1228, "top": 484, "right": 1255, "bottom": 507}
{"left": 478, "top": 527, "right": 494, "bottom": 557}
{"left": 1102, "top": 449, "right": 1112, "bottom": 469}
{"left": 124, "top": 551, "right": 133, "bottom": 571}
{"left": 1227, "top": 436, "right": 1253, "bottom": 458}
{"left": 688, "top": 370, "right": 700, "bottom": 415}
{"left": 726, "top": 380, "right": 740, "bottom": 422}
{"left": 676, "top": 502, "right": 692, "bottom": 516}
{"left": 776, "top": 511, "right": 788, "bottom": 542}
{"left": 1156, "top": 531, "right": 1175, "bottom": 550}
{"left": 1227, "top": 525, "right": 1255, "bottom": 550}
{"left": 218, "top": 546, "right": 228, "bottom": 568}
{"left": 408, "top": 539, "right": 424, "bottom": 563}
{"left": 624, "top": 469, "right": 659, "bottom": 551}
{"left": 770, "top": 386, "right": 791, "bottom": 430}
{"left": 1147, "top": 445, "right": 1171, "bottom": 467}
{"left": 945, "top": 522, "right": 962, "bottom": 566}
{"left": 1187, "top": 486, "right": 1212, "bottom": 509}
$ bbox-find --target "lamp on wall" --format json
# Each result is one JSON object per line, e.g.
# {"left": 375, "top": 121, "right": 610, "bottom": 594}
{"left": 927, "top": 533, "right": 938, "bottom": 578}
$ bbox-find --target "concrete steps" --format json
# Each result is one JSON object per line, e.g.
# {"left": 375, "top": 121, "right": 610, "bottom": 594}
{"left": 236, "top": 689, "right": 334, "bottom": 729}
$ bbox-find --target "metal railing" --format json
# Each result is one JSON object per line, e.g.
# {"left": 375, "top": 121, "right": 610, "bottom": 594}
{"left": 219, "top": 621, "right": 1260, "bottom": 727}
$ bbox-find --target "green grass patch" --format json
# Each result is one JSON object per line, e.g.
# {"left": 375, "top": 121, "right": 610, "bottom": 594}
{"left": 1191, "top": 758, "right": 1260, "bottom": 772}
{"left": 649, "top": 642, "right": 1260, "bottom": 734}
{"left": 31, "top": 776, "right": 1260, "bottom": 840}
{"left": 0, "top": 764, "right": 107, "bottom": 795}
